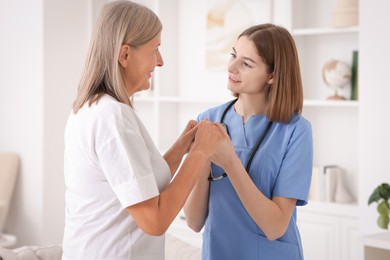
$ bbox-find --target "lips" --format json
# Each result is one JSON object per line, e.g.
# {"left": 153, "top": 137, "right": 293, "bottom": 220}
{"left": 229, "top": 75, "right": 240, "bottom": 83}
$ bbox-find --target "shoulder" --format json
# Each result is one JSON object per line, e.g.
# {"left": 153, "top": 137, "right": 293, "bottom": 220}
{"left": 288, "top": 114, "right": 312, "bottom": 132}
{"left": 93, "top": 95, "right": 130, "bottom": 114}
{"left": 93, "top": 95, "right": 136, "bottom": 121}
{"left": 197, "top": 99, "right": 236, "bottom": 122}
{"left": 272, "top": 114, "right": 312, "bottom": 141}
{"left": 285, "top": 114, "right": 313, "bottom": 148}
{"left": 77, "top": 95, "right": 138, "bottom": 133}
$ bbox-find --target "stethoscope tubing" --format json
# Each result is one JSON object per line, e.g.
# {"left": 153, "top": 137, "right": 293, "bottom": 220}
{"left": 209, "top": 98, "right": 272, "bottom": 181}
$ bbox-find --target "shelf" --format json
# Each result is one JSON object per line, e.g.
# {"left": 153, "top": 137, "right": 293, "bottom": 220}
{"left": 365, "top": 233, "right": 390, "bottom": 250}
{"left": 292, "top": 26, "right": 359, "bottom": 36}
{"left": 134, "top": 96, "right": 359, "bottom": 108}
{"left": 303, "top": 99, "right": 359, "bottom": 108}
{"left": 134, "top": 95, "right": 232, "bottom": 104}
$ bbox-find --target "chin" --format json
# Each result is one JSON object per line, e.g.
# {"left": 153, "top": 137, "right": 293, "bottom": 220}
{"left": 227, "top": 85, "right": 236, "bottom": 93}
{"left": 139, "top": 83, "right": 151, "bottom": 92}
{"left": 145, "top": 81, "right": 152, "bottom": 90}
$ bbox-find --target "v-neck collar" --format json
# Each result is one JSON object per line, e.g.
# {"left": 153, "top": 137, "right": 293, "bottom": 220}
{"left": 226, "top": 107, "right": 268, "bottom": 149}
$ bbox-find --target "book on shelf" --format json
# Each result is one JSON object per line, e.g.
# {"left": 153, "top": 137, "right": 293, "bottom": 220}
{"left": 350, "top": 50, "right": 359, "bottom": 100}
{"left": 309, "top": 165, "right": 354, "bottom": 204}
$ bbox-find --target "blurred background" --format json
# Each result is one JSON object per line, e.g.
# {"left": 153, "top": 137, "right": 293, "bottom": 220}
{"left": 0, "top": 1, "right": 390, "bottom": 259}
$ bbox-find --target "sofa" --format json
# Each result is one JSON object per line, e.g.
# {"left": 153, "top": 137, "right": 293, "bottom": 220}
{"left": 0, "top": 153, "right": 19, "bottom": 236}
{"left": 0, "top": 234, "right": 201, "bottom": 260}
{"left": 0, "top": 245, "right": 62, "bottom": 260}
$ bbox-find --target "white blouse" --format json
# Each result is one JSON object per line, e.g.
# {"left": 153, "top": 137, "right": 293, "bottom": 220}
{"left": 62, "top": 95, "right": 171, "bottom": 260}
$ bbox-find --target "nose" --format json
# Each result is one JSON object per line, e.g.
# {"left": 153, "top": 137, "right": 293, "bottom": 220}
{"left": 156, "top": 51, "right": 164, "bottom": 67}
{"left": 228, "top": 58, "right": 238, "bottom": 73}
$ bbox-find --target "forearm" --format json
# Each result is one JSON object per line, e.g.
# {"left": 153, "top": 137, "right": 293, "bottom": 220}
{"left": 129, "top": 150, "right": 210, "bottom": 236}
{"left": 183, "top": 169, "right": 210, "bottom": 232}
{"left": 158, "top": 151, "right": 210, "bottom": 230}
{"left": 225, "top": 157, "right": 295, "bottom": 240}
{"left": 129, "top": 119, "right": 224, "bottom": 236}
{"left": 163, "top": 142, "right": 187, "bottom": 178}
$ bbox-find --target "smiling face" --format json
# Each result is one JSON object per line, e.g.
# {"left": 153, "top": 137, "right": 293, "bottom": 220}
{"left": 227, "top": 36, "right": 273, "bottom": 97}
{"left": 119, "top": 32, "right": 164, "bottom": 96}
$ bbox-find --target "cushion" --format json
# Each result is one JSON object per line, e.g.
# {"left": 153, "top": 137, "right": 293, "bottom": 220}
{"left": 0, "top": 234, "right": 199, "bottom": 260}
{"left": 0, "top": 245, "right": 62, "bottom": 260}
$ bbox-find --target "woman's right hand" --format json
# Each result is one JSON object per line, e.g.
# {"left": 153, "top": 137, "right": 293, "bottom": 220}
{"left": 191, "top": 119, "right": 225, "bottom": 159}
{"left": 194, "top": 121, "right": 238, "bottom": 170}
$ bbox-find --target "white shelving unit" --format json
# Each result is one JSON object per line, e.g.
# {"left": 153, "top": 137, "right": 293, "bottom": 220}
{"left": 286, "top": 1, "right": 361, "bottom": 259}
{"left": 288, "top": 0, "right": 359, "bottom": 203}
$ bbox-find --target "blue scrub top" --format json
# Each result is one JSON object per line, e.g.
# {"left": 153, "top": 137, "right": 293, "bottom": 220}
{"left": 198, "top": 100, "right": 313, "bottom": 260}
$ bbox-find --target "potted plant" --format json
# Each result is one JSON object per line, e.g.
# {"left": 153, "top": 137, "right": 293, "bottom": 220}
{"left": 368, "top": 183, "right": 390, "bottom": 229}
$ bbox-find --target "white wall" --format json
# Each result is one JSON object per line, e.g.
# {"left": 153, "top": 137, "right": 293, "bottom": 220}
{"left": 0, "top": 0, "right": 45, "bottom": 245}
{"left": 42, "top": 0, "right": 89, "bottom": 244}
{"left": 0, "top": 0, "right": 89, "bottom": 245}
{"left": 359, "top": 0, "right": 390, "bottom": 234}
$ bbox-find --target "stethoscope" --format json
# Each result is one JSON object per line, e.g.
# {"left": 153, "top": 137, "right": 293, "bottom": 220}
{"left": 208, "top": 98, "right": 273, "bottom": 181}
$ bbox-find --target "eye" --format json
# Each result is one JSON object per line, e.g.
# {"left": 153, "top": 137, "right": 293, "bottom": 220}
{"left": 230, "top": 52, "right": 236, "bottom": 59}
{"left": 243, "top": 62, "right": 253, "bottom": 68}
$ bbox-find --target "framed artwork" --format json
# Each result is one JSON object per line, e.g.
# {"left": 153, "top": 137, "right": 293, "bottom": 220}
{"left": 205, "top": 0, "right": 272, "bottom": 70}
{"left": 177, "top": 0, "right": 272, "bottom": 98}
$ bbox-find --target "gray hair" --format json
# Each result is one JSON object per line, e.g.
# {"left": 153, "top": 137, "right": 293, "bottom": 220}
{"left": 73, "top": 0, "right": 162, "bottom": 112}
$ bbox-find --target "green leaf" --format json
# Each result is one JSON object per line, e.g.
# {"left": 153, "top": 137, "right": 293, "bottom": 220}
{"left": 379, "top": 183, "right": 390, "bottom": 200}
{"left": 368, "top": 187, "right": 382, "bottom": 205}
{"left": 377, "top": 214, "right": 389, "bottom": 229}
{"left": 377, "top": 201, "right": 390, "bottom": 215}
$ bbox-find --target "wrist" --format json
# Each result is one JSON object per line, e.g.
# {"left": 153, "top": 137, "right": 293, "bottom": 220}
{"left": 165, "top": 141, "right": 186, "bottom": 159}
{"left": 224, "top": 154, "right": 241, "bottom": 175}
{"left": 188, "top": 149, "right": 212, "bottom": 171}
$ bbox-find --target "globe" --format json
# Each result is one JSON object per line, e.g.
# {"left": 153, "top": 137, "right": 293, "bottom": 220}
{"left": 322, "top": 59, "right": 352, "bottom": 100}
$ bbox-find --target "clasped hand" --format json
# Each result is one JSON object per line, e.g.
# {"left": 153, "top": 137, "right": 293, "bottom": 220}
{"left": 188, "top": 119, "right": 235, "bottom": 170}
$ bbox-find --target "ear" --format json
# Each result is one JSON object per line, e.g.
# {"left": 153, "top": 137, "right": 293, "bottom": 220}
{"left": 118, "top": 44, "right": 131, "bottom": 67}
{"left": 267, "top": 73, "right": 274, "bottom": 85}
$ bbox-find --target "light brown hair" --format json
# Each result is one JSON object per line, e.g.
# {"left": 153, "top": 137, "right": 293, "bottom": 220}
{"left": 235, "top": 23, "right": 303, "bottom": 123}
{"left": 72, "top": 0, "right": 162, "bottom": 113}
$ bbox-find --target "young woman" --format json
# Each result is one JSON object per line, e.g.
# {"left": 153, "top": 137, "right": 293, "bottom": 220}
{"left": 184, "top": 23, "right": 313, "bottom": 260}
{"left": 62, "top": 1, "right": 224, "bottom": 259}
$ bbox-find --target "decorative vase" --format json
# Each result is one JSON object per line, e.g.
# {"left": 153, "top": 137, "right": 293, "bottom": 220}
{"left": 332, "top": 0, "right": 359, "bottom": 27}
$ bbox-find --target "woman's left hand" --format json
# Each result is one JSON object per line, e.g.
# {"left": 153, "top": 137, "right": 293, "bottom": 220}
{"left": 177, "top": 120, "right": 198, "bottom": 154}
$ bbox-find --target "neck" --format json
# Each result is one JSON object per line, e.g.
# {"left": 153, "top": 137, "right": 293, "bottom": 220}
{"left": 234, "top": 95, "right": 267, "bottom": 122}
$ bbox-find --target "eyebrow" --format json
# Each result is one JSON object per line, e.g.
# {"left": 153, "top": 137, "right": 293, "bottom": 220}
{"left": 232, "top": 47, "right": 257, "bottom": 64}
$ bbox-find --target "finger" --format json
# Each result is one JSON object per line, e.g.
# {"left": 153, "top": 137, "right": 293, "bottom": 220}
{"left": 196, "top": 119, "right": 208, "bottom": 130}
{"left": 180, "top": 121, "right": 198, "bottom": 139}
{"left": 214, "top": 123, "right": 230, "bottom": 138}
{"left": 215, "top": 123, "right": 225, "bottom": 131}
{"left": 187, "top": 120, "right": 197, "bottom": 128}
{"left": 185, "top": 124, "right": 198, "bottom": 136}
{"left": 183, "top": 120, "right": 197, "bottom": 132}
